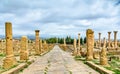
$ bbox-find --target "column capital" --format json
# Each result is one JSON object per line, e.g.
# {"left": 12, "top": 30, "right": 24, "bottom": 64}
{"left": 35, "top": 30, "right": 40, "bottom": 32}
{"left": 98, "top": 33, "right": 101, "bottom": 35}
{"left": 114, "top": 31, "right": 118, "bottom": 33}
{"left": 5, "top": 22, "right": 12, "bottom": 24}
{"left": 108, "top": 32, "right": 111, "bottom": 34}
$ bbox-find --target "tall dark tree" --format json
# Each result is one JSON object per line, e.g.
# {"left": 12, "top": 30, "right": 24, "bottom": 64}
{"left": 80, "top": 37, "right": 83, "bottom": 45}
{"left": 84, "top": 37, "right": 86, "bottom": 44}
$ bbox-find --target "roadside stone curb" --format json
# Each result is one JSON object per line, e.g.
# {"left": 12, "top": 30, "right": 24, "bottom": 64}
{"left": 86, "top": 61, "right": 114, "bottom": 74}
{"left": 1, "top": 59, "right": 34, "bottom": 74}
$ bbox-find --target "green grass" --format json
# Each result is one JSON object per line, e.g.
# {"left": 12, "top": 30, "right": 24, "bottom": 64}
{"left": 69, "top": 70, "right": 72, "bottom": 74}
{"left": 92, "top": 59, "right": 99, "bottom": 64}
{"left": 104, "top": 59, "right": 120, "bottom": 74}
{"left": 74, "top": 56, "right": 81, "bottom": 60}
{"left": 0, "top": 53, "right": 5, "bottom": 57}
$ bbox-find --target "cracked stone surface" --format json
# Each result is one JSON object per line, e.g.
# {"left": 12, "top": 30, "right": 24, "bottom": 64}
{"left": 20, "top": 45, "right": 99, "bottom": 74}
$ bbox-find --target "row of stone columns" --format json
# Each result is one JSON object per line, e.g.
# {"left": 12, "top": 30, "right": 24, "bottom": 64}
{"left": 98, "top": 31, "right": 118, "bottom": 49}
{"left": 3, "top": 22, "right": 48, "bottom": 69}
{"left": 72, "top": 33, "right": 81, "bottom": 56}
{"left": 86, "top": 29, "right": 108, "bottom": 65}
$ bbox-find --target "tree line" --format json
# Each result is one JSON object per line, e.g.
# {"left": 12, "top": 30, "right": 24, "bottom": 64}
{"left": 46, "top": 36, "right": 86, "bottom": 45}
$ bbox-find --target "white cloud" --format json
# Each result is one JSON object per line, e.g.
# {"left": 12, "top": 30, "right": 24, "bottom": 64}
{"left": 0, "top": 0, "right": 120, "bottom": 39}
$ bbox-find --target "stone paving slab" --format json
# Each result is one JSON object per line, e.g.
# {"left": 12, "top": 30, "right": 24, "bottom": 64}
{"left": 20, "top": 45, "right": 99, "bottom": 74}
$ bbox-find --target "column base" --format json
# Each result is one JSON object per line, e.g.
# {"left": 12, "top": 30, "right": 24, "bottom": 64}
{"left": 86, "top": 56, "right": 93, "bottom": 61}
{"left": 3, "top": 56, "right": 17, "bottom": 69}
{"left": 20, "top": 51, "right": 29, "bottom": 60}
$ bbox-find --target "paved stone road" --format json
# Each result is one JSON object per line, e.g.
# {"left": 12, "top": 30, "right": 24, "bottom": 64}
{"left": 20, "top": 45, "right": 99, "bottom": 74}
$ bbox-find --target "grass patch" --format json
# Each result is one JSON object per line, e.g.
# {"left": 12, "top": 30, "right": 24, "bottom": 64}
{"left": 92, "top": 59, "right": 99, "bottom": 64}
{"left": 104, "top": 59, "right": 120, "bottom": 74}
{"left": 74, "top": 56, "right": 82, "bottom": 60}
{"left": 69, "top": 70, "right": 72, "bottom": 74}
{"left": 0, "top": 53, "right": 5, "bottom": 57}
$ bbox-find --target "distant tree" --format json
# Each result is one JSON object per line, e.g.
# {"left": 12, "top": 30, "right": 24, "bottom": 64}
{"left": 80, "top": 37, "right": 83, "bottom": 45}
{"left": 84, "top": 37, "right": 86, "bottom": 44}
{"left": 57, "top": 38, "right": 63, "bottom": 44}
{"left": 66, "top": 36, "right": 73, "bottom": 44}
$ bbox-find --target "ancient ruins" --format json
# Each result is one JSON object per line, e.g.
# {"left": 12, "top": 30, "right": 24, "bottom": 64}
{"left": 0, "top": 22, "right": 119, "bottom": 74}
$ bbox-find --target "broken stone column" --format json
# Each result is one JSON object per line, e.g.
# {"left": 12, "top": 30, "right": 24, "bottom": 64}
{"left": 95, "top": 41, "right": 99, "bottom": 48}
{"left": 111, "top": 42, "right": 114, "bottom": 48}
{"left": 100, "top": 47, "right": 108, "bottom": 66}
{"left": 86, "top": 29, "right": 94, "bottom": 60}
{"left": 3, "top": 22, "right": 17, "bottom": 69}
{"left": 77, "top": 33, "right": 81, "bottom": 56}
{"left": 73, "top": 38, "right": 77, "bottom": 56}
{"left": 114, "top": 31, "right": 118, "bottom": 48}
{"left": 93, "top": 50, "right": 99, "bottom": 59}
{"left": 0, "top": 40, "right": 3, "bottom": 53}
{"left": 63, "top": 38, "right": 67, "bottom": 50}
{"left": 35, "top": 30, "right": 40, "bottom": 55}
{"left": 39, "top": 39, "right": 43, "bottom": 54}
{"left": 108, "top": 32, "right": 111, "bottom": 48}
{"left": 98, "top": 33, "right": 101, "bottom": 48}
{"left": 64, "top": 38, "right": 66, "bottom": 46}
{"left": 43, "top": 40, "right": 48, "bottom": 52}
{"left": 103, "top": 37, "right": 106, "bottom": 48}
{"left": 20, "top": 36, "right": 29, "bottom": 60}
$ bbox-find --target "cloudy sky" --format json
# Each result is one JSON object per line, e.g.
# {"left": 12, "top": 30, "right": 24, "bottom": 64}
{"left": 0, "top": 0, "right": 120, "bottom": 39}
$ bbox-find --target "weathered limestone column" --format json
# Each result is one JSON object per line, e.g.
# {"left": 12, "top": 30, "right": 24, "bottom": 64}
{"left": 63, "top": 38, "right": 67, "bottom": 50}
{"left": 20, "top": 36, "right": 29, "bottom": 60}
{"left": 95, "top": 41, "right": 98, "bottom": 48}
{"left": 111, "top": 42, "right": 114, "bottom": 48}
{"left": 64, "top": 38, "right": 66, "bottom": 46}
{"left": 108, "top": 32, "right": 111, "bottom": 48}
{"left": 43, "top": 40, "right": 48, "bottom": 52}
{"left": 100, "top": 47, "right": 108, "bottom": 65}
{"left": 73, "top": 38, "right": 77, "bottom": 56}
{"left": 78, "top": 33, "right": 81, "bottom": 49}
{"left": 86, "top": 29, "right": 94, "bottom": 60}
{"left": 39, "top": 39, "right": 43, "bottom": 54}
{"left": 103, "top": 37, "right": 106, "bottom": 48}
{"left": 114, "top": 31, "right": 118, "bottom": 48}
{"left": 93, "top": 50, "right": 99, "bottom": 59}
{"left": 98, "top": 33, "right": 101, "bottom": 48}
{"left": 0, "top": 40, "right": 3, "bottom": 53}
{"left": 3, "top": 22, "right": 17, "bottom": 69}
{"left": 35, "top": 30, "right": 40, "bottom": 55}
{"left": 77, "top": 33, "right": 81, "bottom": 56}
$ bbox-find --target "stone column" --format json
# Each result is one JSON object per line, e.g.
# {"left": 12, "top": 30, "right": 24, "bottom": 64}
{"left": 98, "top": 33, "right": 101, "bottom": 48}
{"left": 43, "top": 40, "right": 48, "bottom": 52}
{"left": 73, "top": 38, "right": 77, "bottom": 56}
{"left": 64, "top": 38, "right": 66, "bottom": 47}
{"left": 114, "top": 31, "right": 118, "bottom": 48}
{"left": 93, "top": 50, "right": 99, "bottom": 59}
{"left": 77, "top": 33, "right": 81, "bottom": 56}
{"left": 0, "top": 40, "right": 2, "bottom": 53}
{"left": 39, "top": 39, "right": 43, "bottom": 54}
{"left": 100, "top": 47, "right": 108, "bottom": 65}
{"left": 78, "top": 33, "right": 80, "bottom": 49}
{"left": 20, "top": 36, "right": 29, "bottom": 60}
{"left": 103, "top": 37, "right": 106, "bottom": 48}
{"left": 35, "top": 30, "right": 40, "bottom": 55}
{"left": 63, "top": 38, "right": 67, "bottom": 50}
{"left": 108, "top": 32, "right": 111, "bottom": 48}
{"left": 3, "top": 22, "right": 17, "bottom": 69}
{"left": 86, "top": 29, "right": 94, "bottom": 60}
{"left": 95, "top": 41, "right": 98, "bottom": 48}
